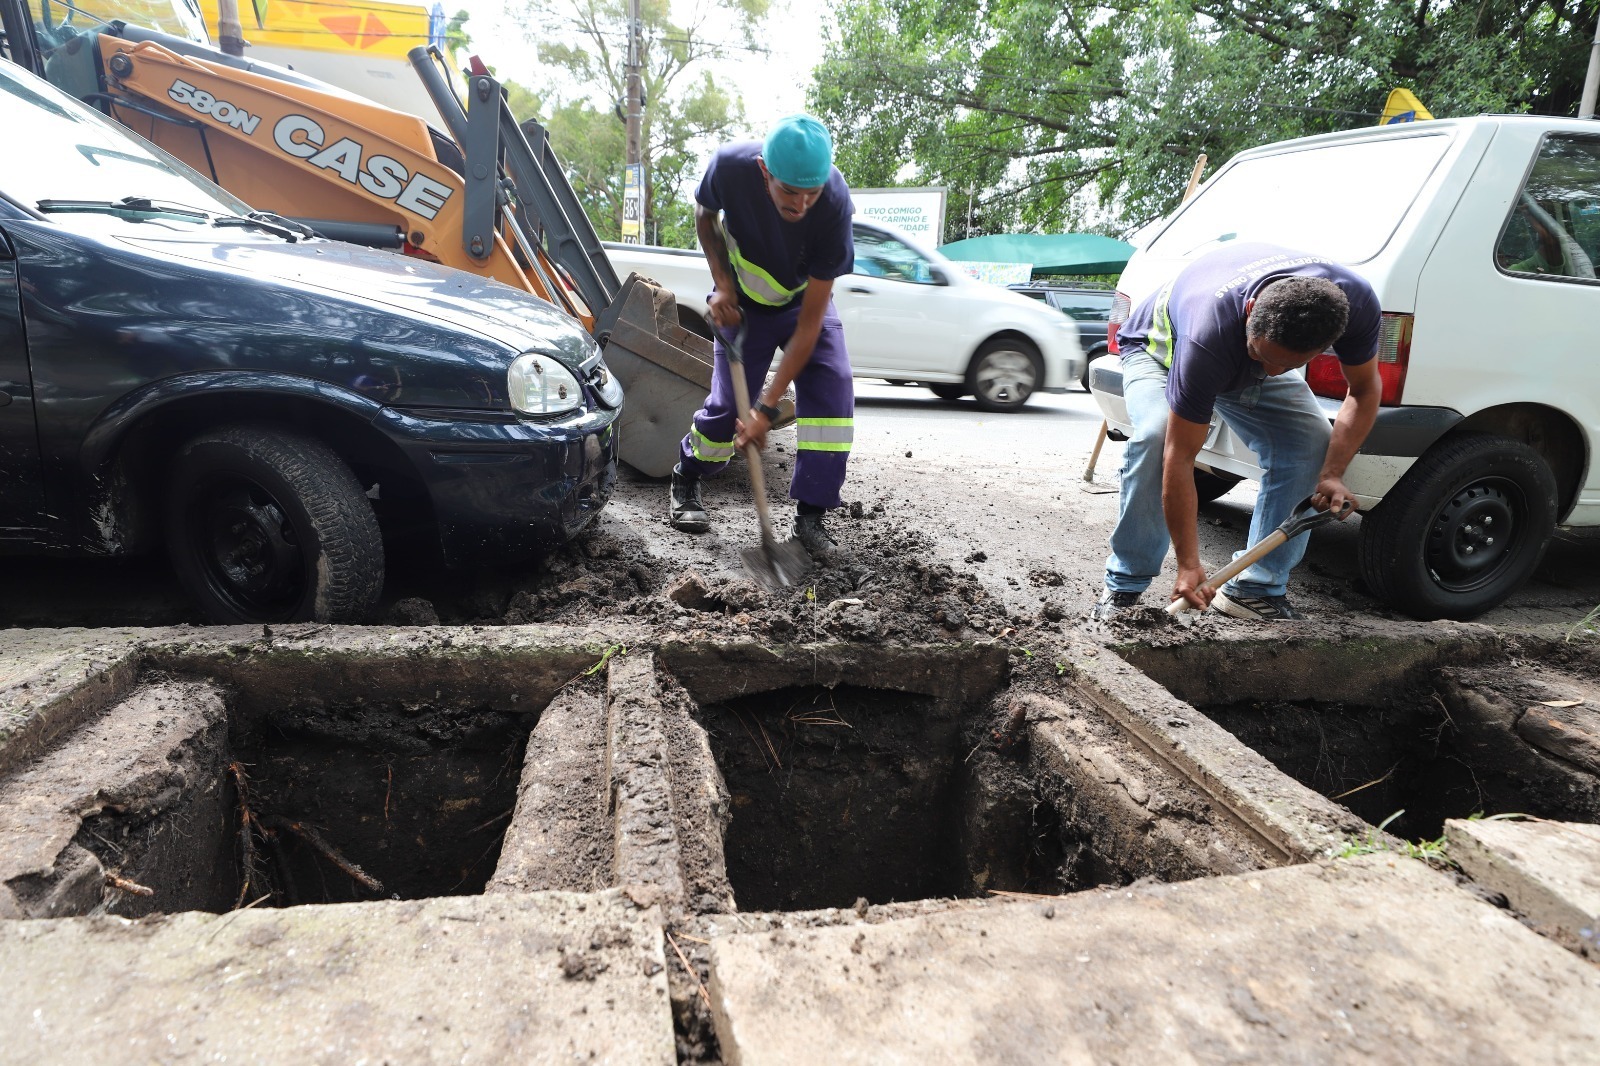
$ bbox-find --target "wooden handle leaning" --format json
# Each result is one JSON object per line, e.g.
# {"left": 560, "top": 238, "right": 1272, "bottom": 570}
{"left": 1083, "top": 420, "right": 1108, "bottom": 481}
{"left": 1165, "top": 530, "right": 1288, "bottom": 614}
{"left": 725, "top": 346, "right": 779, "bottom": 547}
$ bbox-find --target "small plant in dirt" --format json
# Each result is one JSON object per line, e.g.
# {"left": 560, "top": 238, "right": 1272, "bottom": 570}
{"left": 1333, "top": 810, "right": 1452, "bottom": 866}
{"left": 1565, "top": 603, "right": 1600, "bottom": 642}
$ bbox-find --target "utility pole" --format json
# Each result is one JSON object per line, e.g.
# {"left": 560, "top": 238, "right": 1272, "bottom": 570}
{"left": 621, "top": 0, "right": 645, "bottom": 242}
{"left": 1581, "top": 6, "right": 1600, "bottom": 120}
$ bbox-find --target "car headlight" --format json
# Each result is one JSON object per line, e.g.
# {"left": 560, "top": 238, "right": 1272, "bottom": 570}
{"left": 594, "top": 359, "right": 625, "bottom": 408}
{"left": 509, "top": 352, "right": 583, "bottom": 416}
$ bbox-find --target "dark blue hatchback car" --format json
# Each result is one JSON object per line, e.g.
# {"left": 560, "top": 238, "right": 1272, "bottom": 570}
{"left": 0, "top": 62, "right": 620, "bottom": 622}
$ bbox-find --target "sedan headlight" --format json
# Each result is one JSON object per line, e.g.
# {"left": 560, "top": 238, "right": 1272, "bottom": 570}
{"left": 508, "top": 352, "right": 583, "bottom": 416}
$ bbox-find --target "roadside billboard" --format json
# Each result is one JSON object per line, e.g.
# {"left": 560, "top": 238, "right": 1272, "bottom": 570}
{"left": 851, "top": 187, "right": 947, "bottom": 246}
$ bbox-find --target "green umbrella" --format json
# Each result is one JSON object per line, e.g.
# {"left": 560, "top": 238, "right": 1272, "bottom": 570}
{"left": 937, "top": 233, "right": 1134, "bottom": 275}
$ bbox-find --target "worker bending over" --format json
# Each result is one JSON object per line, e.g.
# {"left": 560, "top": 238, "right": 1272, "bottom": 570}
{"left": 1093, "top": 243, "right": 1382, "bottom": 622}
{"left": 668, "top": 114, "right": 855, "bottom": 559}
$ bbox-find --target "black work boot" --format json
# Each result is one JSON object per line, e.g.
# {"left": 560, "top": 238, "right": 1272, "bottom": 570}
{"left": 669, "top": 466, "right": 710, "bottom": 533}
{"left": 793, "top": 505, "right": 837, "bottom": 559}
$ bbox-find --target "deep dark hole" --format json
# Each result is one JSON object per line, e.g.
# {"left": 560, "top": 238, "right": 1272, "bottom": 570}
{"left": 698, "top": 684, "right": 1064, "bottom": 912}
{"left": 1203, "top": 695, "right": 1600, "bottom": 841}
{"left": 224, "top": 700, "right": 532, "bottom": 908}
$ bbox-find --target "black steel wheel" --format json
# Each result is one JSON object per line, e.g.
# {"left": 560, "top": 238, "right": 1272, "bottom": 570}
{"left": 166, "top": 425, "right": 384, "bottom": 623}
{"left": 966, "top": 337, "right": 1043, "bottom": 413}
{"left": 1358, "top": 432, "right": 1557, "bottom": 620}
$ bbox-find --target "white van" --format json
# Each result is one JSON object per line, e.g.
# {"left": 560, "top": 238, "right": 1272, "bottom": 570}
{"left": 1089, "top": 116, "right": 1600, "bottom": 620}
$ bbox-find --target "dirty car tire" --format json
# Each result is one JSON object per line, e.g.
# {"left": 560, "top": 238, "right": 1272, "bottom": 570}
{"left": 966, "top": 337, "right": 1042, "bottom": 413}
{"left": 1358, "top": 432, "right": 1557, "bottom": 621}
{"left": 166, "top": 424, "right": 385, "bottom": 623}
{"left": 1194, "top": 468, "right": 1243, "bottom": 505}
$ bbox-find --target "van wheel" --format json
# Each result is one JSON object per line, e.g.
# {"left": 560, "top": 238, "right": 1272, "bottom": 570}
{"left": 1195, "top": 469, "right": 1243, "bottom": 505}
{"left": 166, "top": 425, "right": 385, "bottom": 624}
{"left": 967, "top": 338, "right": 1042, "bottom": 412}
{"left": 928, "top": 383, "right": 967, "bottom": 402}
{"left": 1358, "top": 432, "right": 1557, "bottom": 620}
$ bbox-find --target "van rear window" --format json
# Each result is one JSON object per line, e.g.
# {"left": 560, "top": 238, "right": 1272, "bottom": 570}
{"left": 1146, "top": 134, "right": 1453, "bottom": 263}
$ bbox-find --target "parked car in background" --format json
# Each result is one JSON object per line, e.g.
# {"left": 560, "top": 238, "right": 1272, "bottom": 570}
{"left": 1089, "top": 115, "right": 1600, "bottom": 621}
{"left": 1008, "top": 281, "right": 1115, "bottom": 390}
{"left": 605, "top": 217, "right": 1084, "bottom": 413}
{"left": 0, "top": 61, "right": 621, "bottom": 623}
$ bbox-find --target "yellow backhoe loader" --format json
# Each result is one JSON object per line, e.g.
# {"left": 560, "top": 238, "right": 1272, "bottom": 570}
{"left": 0, "top": 0, "right": 720, "bottom": 475}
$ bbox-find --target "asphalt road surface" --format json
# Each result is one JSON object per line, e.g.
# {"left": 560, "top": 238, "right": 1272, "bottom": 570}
{"left": 5, "top": 379, "right": 1600, "bottom": 634}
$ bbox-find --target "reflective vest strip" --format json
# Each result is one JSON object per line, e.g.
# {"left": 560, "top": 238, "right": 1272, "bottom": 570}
{"left": 691, "top": 427, "right": 735, "bottom": 463}
{"left": 1148, "top": 280, "right": 1177, "bottom": 368}
{"left": 797, "top": 418, "right": 853, "bottom": 451}
{"left": 727, "top": 232, "right": 806, "bottom": 307}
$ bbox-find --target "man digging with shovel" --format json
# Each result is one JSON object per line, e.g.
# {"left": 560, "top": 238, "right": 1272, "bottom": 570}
{"left": 1092, "top": 244, "right": 1382, "bottom": 622}
{"left": 668, "top": 114, "right": 856, "bottom": 564}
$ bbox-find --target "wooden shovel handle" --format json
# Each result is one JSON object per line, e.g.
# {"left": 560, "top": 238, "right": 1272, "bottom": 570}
{"left": 1165, "top": 530, "right": 1288, "bottom": 615}
{"left": 723, "top": 326, "right": 780, "bottom": 548}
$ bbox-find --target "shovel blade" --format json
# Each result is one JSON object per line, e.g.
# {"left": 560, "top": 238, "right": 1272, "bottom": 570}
{"left": 740, "top": 537, "right": 813, "bottom": 589}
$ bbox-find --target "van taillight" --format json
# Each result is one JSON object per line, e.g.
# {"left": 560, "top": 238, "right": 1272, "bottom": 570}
{"left": 1304, "top": 312, "right": 1413, "bottom": 407}
{"left": 1108, "top": 290, "right": 1132, "bottom": 354}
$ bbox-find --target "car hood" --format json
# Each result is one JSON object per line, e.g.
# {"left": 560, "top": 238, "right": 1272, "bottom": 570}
{"left": 114, "top": 230, "right": 597, "bottom": 366}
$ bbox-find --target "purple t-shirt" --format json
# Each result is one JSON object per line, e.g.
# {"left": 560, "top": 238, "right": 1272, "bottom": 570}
{"left": 1118, "top": 243, "right": 1381, "bottom": 424}
{"left": 696, "top": 142, "right": 854, "bottom": 314}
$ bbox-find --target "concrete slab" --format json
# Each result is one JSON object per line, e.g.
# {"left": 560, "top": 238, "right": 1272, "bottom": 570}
{"left": 0, "top": 890, "right": 674, "bottom": 1066}
{"left": 707, "top": 856, "right": 1600, "bottom": 1065}
{"left": 0, "top": 627, "right": 154, "bottom": 779}
{"left": 1447, "top": 816, "right": 1600, "bottom": 959}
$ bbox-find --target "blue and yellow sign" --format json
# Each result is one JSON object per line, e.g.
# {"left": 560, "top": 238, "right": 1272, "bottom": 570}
{"left": 1380, "top": 88, "right": 1434, "bottom": 125}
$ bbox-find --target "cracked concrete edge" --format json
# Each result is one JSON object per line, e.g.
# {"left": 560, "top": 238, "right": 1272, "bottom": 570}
{"left": 655, "top": 639, "right": 1012, "bottom": 706}
{"left": 1446, "top": 816, "right": 1600, "bottom": 959}
{"left": 1061, "top": 640, "right": 1368, "bottom": 862}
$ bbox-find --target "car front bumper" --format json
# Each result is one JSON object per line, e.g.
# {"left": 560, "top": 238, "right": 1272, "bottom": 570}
{"left": 376, "top": 404, "right": 620, "bottom": 566}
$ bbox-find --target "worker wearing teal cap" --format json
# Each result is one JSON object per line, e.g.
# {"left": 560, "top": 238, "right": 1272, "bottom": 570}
{"left": 670, "top": 114, "right": 857, "bottom": 560}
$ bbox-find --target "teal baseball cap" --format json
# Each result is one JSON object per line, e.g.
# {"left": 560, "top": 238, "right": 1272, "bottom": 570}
{"left": 762, "top": 114, "right": 834, "bottom": 189}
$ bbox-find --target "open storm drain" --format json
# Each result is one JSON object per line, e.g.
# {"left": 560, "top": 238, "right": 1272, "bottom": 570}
{"left": 698, "top": 684, "right": 1063, "bottom": 911}
{"left": 0, "top": 663, "right": 541, "bottom": 919}
{"left": 1121, "top": 638, "right": 1600, "bottom": 843}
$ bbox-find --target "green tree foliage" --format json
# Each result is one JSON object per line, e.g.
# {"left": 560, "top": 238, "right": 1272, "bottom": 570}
{"left": 500, "top": 0, "right": 767, "bottom": 245}
{"left": 810, "top": 0, "right": 1600, "bottom": 240}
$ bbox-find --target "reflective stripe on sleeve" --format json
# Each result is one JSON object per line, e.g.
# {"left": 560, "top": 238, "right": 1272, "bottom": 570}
{"left": 796, "top": 416, "right": 853, "bottom": 452}
{"left": 1148, "top": 280, "right": 1177, "bottom": 369}
{"left": 691, "top": 426, "right": 736, "bottom": 463}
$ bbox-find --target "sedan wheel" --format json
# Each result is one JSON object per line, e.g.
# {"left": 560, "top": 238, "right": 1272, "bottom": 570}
{"left": 966, "top": 338, "right": 1043, "bottom": 413}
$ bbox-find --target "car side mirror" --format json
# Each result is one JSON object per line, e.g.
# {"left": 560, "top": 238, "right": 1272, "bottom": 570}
{"left": 927, "top": 265, "right": 951, "bottom": 286}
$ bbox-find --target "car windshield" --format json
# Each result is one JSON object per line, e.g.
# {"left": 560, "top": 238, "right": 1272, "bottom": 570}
{"left": 852, "top": 225, "right": 942, "bottom": 283}
{"left": 30, "top": 0, "right": 209, "bottom": 50}
{"left": 1146, "top": 132, "right": 1453, "bottom": 263}
{"left": 0, "top": 61, "right": 250, "bottom": 220}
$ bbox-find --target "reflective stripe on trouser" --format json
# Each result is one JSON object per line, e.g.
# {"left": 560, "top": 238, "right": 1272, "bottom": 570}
{"left": 677, "top": 302, "right": 854, "bottom": 509}
{"left": 1103, "top": 347, "right": 1331, "bottom": 599}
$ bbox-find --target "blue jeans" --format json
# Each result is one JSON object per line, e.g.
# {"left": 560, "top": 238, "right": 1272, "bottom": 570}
{"left": 1104, "top": 348, "right": 1332, "bottom": 599}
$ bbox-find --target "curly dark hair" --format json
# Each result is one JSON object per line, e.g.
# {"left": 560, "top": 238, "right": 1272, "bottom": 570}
{"left": 1246, "top": 277, "right": 1350, "bottom": 354}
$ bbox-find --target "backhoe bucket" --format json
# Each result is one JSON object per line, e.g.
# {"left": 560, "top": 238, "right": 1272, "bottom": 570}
{"left": 600, "top": 273, "right": 794, "bottom": 478}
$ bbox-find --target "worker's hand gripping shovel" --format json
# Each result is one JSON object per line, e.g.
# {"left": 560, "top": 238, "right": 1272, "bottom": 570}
{"left": 1166, "top": 495, "right": 1354, "bottom": 615}
{"left": 721, "top": 321, "right": 812, "bottom": 589}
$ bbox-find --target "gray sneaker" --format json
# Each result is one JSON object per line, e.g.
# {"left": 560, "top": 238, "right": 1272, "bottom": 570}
{"left": 669, "top": 469, "right": 710, "bottom": 533}
{"left": 1212, "top": 589, "right": 1305, "bottom": 621}
{"left": 1090, "top": 588, "right": 1142, "bottom": 621}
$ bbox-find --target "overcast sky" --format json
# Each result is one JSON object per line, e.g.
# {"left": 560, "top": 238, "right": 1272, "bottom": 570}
{"left": 456, "top": 0, "right": 829, "bottom": 137}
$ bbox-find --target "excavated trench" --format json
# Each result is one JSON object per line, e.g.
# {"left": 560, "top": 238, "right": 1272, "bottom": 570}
{"left": 1118, "top": 635, "right": 1600, "bottom": 843}
{"left": 0, "top": 639, "right": 1287, "bottom": 927}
